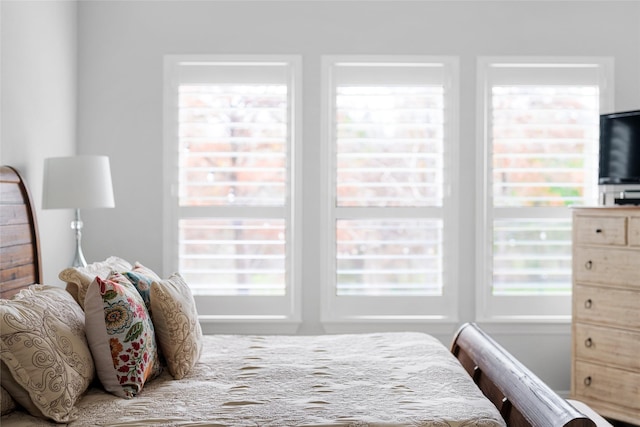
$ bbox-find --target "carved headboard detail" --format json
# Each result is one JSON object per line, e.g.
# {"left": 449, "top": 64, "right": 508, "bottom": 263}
{"left": 0, "top": 165, "right": 42, "bottom": 298}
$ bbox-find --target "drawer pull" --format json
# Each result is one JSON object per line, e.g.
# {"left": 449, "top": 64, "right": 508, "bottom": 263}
{"left": 584, "top": 376, "right": 592, "bottom": 387}
{"left": 584, "top": 299, "right": 593, "bottom": 309}
{"left": 595, "top": 228, "right": 602, "bottom": 234}
{"left": 584, "top": 338, "right": 593, "bottom": 348}
{"left": 585, "top": 260, "right": 593, "bottom": 270}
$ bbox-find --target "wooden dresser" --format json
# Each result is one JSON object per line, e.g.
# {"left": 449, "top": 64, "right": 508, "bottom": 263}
{"left": 571, "top": 207, "right": 640, "bottom": 425}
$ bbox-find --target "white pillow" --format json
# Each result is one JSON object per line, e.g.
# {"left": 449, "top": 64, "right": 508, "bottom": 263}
{"left": 59, "top": 256, "right": 132, "bottom": 309}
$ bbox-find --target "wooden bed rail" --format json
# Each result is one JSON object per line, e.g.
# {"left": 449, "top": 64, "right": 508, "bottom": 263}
{"left": 451, "top": 323, "right": 595, "bottom": 427}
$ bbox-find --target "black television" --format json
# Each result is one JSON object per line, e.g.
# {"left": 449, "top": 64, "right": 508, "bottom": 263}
{"left": 599, "top": 110, "right": 640, "bottom": 184}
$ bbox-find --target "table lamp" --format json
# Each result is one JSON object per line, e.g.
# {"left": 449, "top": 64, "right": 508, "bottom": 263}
{"left": 42, "top": 155, "right": 115, "bottom": 267}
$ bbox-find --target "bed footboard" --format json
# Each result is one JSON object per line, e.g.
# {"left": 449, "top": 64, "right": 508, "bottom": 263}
{"left": 451, "top": 323, "right": 595, "bottom": 427}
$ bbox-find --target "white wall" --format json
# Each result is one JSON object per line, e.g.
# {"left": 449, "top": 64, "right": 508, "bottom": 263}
{"left": 0, "top": 0, "right": 77, "bottom": 284}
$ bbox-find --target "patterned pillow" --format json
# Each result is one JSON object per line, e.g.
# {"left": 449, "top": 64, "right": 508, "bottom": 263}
{"left": 150, "top": 273, "right": 203, "bottom": 379}
{"left": 59, "top": 256, "right": 132, "bottom": 309}
{"left": 0, "top": 361, "right": 41, "bottom": 416}
{"left": 122, "top": 271, "right": 153, "bottom": 310}
{"left": 123, "top": 262, "right": 161, "bottom": 311}
{"left": 84, "top": 273, "right": 162, "bottom": 398}
{"left": 131, "top": 262, "right": 161, "bottom": 281}
{"left": 0, "top": 285, "right": 94, "bottom": 422}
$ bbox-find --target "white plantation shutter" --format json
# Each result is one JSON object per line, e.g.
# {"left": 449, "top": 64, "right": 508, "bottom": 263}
{"left": 478, "top": 58, "right": 613, "bottom": 319}
{"left": 336, "top": 219, "right": 442, "bottom": 296}
{"left": 179, "top": 219, "right": 286, "bottom": 296}
{"left": 491, "top": 86, "right": 600, "bottom": 208}
{"left": 492, "top": 218, "right": 573, "bottom": 296}
{"left": 165, "top": 56, "right": 301, "bottom": 321}
{"left": 335, "top": 85, "right": 444, "bottom": 207}
{"left": 178, "top": 84, "right": 287, "bottom": 207}
{"left": 178, "top": 83, "right": 288, "bottom": 297}
{"left": 335, "top": 83, "right": 445, "bottom": 297}
{"left": 323, "top": 57, "right": 458, "bottom": 321}
{"left": 491, "top": 85, "right": 599, "bottom": 296}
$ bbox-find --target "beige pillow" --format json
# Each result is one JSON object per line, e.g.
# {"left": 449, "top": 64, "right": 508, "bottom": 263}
{"left": 0, "top": 361, "right": 42, "bottom": 417}
{"left": 59, "top": 256, "right": 132, "bottom": 308}
{"left": 1, "top": 385, "right": 16, "bottom": 416}
{"left": 150, "top": 273, "right": 203, "bottom": 379}
{"left": 130, "top": 262, "right": 161, "bottom": 281}
{"left": 0, "top": 285, "right": 94, "bottom": 422}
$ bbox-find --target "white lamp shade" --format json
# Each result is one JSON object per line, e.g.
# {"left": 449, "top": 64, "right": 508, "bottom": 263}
{"left": 43, "top": 156, "right": 115, "bottom": 209}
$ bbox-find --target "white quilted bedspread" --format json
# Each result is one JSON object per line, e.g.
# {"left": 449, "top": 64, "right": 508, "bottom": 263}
{"left": 2, "top": 333, "right": 506, "bottom": 427}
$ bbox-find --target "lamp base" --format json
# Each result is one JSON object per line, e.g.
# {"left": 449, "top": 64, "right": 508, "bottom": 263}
{"left": 71, "top": 209, "right": 88, "bottom": 268}
{"left": 71, "top": 244, "right": 87, "bottom": 268}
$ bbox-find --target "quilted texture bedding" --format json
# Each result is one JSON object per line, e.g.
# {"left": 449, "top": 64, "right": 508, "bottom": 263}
{"left": 1, "top": 332, "right": 506, "bottom": 427}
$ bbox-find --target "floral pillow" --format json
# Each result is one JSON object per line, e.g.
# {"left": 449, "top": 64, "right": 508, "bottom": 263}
{"left": 150, "top": 273, "right": 203, "bottom": 379}
{"left": 123, "top": 262, "right": 161, "bottom": 311}
{"left": 84, "top": 273, "right": 162, "bottom": 398}
{"left": 122, "top": 271, "right": 153, "bottom": 310}
{"left": 0, "top": 285, "right": 94, "bottom": 422}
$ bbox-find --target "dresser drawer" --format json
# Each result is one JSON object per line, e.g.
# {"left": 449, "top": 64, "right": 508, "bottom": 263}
{"left": 574, "top": 323, "right": 640, "bottom": 370}
{"left": 573, "top": 285, "right": 640, "bottom": 329}
{"left": 574, "top": 360, "right": 640, "bottom": 411}
{"left": 630, "top": 216, "right": 640, "bottom": 247}
{"left": 574, "top": 215, "right": 627, "bottom": 246}
{"left": 574, "top": 247, "right": 640, "bottom": 290}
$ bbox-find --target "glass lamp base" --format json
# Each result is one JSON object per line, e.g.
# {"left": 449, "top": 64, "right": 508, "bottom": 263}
{"left": 71, "top": 209, "right": 88, "bottom": 268}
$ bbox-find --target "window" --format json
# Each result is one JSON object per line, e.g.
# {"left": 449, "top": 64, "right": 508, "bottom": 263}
{"left": 477, "top": 58, "right": 613, "bottom": 320}
{"left": 322, "top": 57, "right": 459, "bottom": 322}
{"left": 164, "top": 56, "right": 301, "bottom": 322}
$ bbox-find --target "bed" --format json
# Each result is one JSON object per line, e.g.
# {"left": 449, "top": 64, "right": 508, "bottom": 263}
{"left": 0, "top": 164, "right": 598, "bottom": 426}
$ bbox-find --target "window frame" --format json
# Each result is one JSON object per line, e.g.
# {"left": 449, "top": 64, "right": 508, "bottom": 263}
{"left": 320, "top": 55, "right": 460, "bottom": 325}
{"left": 476, "top": 56, "right": 614, "bottom": 322}
{"left": 163, "top": 55, "right": 303, "bottom": 330}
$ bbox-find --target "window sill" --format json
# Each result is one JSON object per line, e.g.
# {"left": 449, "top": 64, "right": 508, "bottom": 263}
{"left": 322, "top": 315, "right": 460, "bottom": 335}
{"left": 474, "top": 319, "right": 572, "bottom": 335}
{"left": 198, "top": 315, "right": 301, "bottom": 334}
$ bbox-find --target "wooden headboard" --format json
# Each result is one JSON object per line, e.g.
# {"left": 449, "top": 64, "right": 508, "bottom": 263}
{"left": 0, "top": 165, "right": 42, "bottom": 298}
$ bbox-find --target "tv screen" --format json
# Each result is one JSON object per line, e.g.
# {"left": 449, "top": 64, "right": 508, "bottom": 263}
{"left": 599, "top": 110, "right": 640, "bottom": 184}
